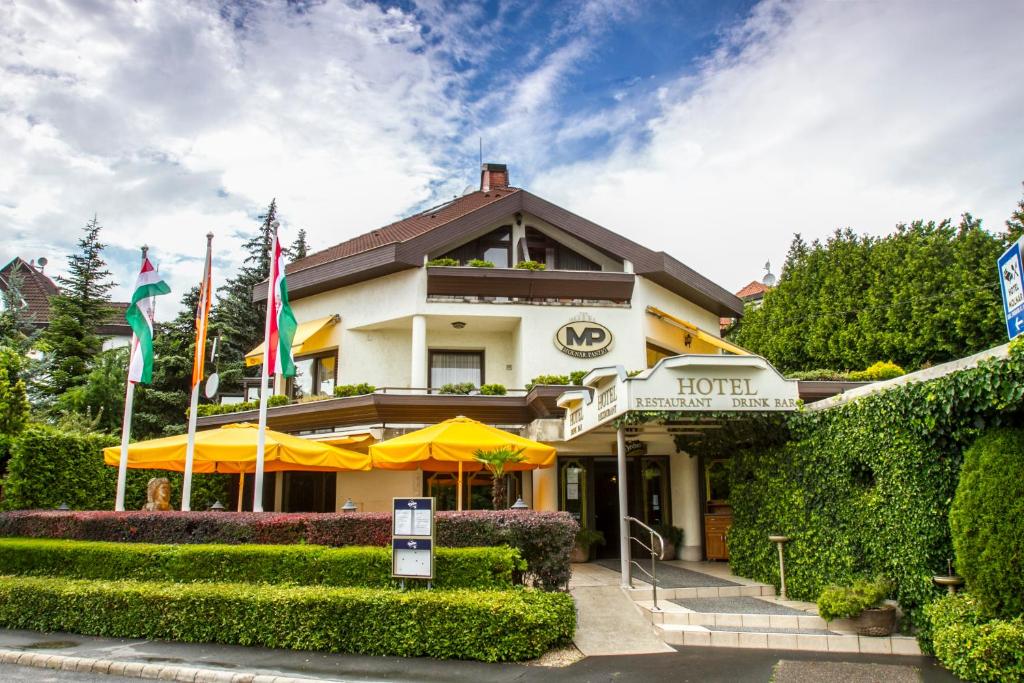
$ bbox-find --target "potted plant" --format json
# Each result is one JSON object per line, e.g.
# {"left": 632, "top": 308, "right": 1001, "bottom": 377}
{"left": 572, "top": 528, "right": 605, "bottom": 563}
{"left": 816, "top": 577, "right": 896, "bottom": 636}
{"left": 653, "top": 524, "right": 684, "bottom": 559}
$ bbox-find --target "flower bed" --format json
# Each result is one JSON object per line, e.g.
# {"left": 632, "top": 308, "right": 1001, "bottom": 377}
{"left": 0, "top": 509, "right": 577, "bottom": 589}
{"left": 0, "top": 538, "right": 522, "bottom": 590}
{"left": 0, "top": 575, "right": 575, "bottom": 662}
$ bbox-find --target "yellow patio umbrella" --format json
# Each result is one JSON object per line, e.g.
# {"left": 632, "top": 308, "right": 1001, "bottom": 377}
{"left": 103, "top": 423, "right": 371, "bottom": 510}
{"left": 369, "top": 416, "right": 556, "bottom": 510}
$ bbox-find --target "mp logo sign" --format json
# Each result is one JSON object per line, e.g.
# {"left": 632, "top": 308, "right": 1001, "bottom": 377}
{"left": 555, "top": 320, "right": 614, "bottom": 359}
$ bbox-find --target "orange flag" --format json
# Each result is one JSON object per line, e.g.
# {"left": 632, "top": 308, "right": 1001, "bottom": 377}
{"left": 192, "top": 234, "right": 213, "bottom": 388}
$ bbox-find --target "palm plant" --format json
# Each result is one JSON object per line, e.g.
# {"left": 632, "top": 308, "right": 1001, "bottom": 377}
{"left": 473, "top": 446, "right": 526, "bottom": 510}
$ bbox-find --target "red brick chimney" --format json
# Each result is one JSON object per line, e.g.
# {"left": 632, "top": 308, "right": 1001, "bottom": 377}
{"left": 480, "top": 163, "right": 509, "bottom": 192}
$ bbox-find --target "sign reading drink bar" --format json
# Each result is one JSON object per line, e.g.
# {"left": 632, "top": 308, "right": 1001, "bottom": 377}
{"left": 557, "top": 354, "right": 800, "bottom": 440}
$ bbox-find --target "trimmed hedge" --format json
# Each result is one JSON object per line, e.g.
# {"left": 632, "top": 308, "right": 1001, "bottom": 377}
{"left": 950, "top": 428, "right": 1024, "bottom": 619}
{"left": 927, "top": 593, "right": 1024, "bottom": 683}
{"left": 0, "top": 424, "right": 229, "bottom": 512}
{"left": 0, "top": 509, "right": 577, "bottom": 589}
{"left": 0, "top": 575, "right": 575, "bottom": 662}
{"left": 0, "top": 538, "right": 522, "bottom": 589}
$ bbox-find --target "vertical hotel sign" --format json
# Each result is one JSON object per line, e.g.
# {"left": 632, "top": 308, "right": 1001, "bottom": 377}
{"left": 998, "top": 237, "right": 1024, "bottom": 340}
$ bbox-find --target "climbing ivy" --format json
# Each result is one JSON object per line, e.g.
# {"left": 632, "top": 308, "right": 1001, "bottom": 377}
{"left": 727, "top": 339, "right": 1024, "bottom": 633}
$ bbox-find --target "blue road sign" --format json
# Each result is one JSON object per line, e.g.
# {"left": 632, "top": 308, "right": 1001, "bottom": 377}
{"left": 998, "top": 238, "right": 1024, "bottom": 340}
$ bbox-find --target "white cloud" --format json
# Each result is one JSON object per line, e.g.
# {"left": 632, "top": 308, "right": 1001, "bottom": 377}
{"left": 532, "top": 0, "right": 1024, "bottom": 292}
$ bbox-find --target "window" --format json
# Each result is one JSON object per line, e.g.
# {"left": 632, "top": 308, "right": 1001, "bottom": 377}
{"left": 439, "top": 227, "right": 512, "bottom": 267}
{"left": 520, "top": 227, "right": 600, "bottom": 271}
{"left": 289, "top": 352, "right": 337, "bottom": 400}
{"left": 429, "top": 350, "right": 483, "bottom": 388}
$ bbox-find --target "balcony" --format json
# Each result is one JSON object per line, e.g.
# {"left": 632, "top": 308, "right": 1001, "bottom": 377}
{"left": 425, "top": 266, "right": 634, "bottom": 303}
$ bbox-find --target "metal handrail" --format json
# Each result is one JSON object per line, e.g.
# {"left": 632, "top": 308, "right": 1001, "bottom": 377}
{"left": 624, "top": 516, "right": 665, "bottom": 610}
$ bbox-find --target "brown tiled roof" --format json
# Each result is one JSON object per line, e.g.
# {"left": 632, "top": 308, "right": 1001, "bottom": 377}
{"left": 736, "top": 280, "right": 769, "bottom": 300}
{"left": 0, "top": 257, "right": 60, "bottom": 325}
{"left": 288, "top": 188, "right": 521, "bottom": 274}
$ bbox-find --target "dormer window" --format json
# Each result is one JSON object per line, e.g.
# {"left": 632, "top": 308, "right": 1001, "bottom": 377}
{"left": 520, "top": 227, "right": 599, "bottom": 271}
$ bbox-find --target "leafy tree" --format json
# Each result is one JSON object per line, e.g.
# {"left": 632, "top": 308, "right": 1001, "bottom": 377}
{"left": 731, "top": 196, "right": 1024, "bottom": 372}
{"left": 213, "top": 199, "right": 277, "bottom": 390}
{"left": 41, "top": 217, "right": 115, "bottom": 397}
{"left": 0, "top": 347, "right": 30, "bottom": 434}
{"left": 56, "top": 347, "right": 127, "bottom": 433}
{"left": 291, "top": 228, "right": 310, "bottom": 260}
{"left": 474, "top": 447, "right": 525, "bottom": 510}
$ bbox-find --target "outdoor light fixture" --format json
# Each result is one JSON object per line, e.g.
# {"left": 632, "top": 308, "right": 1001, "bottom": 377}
{"left": 510, "top": 498, "right": 529, "bottom": 510}
{"left": 684, "top": 333, "right": 693, "bottom": 347}
{"left": 515, "top": 212, "right": 523, "bottom": 225}
{"left": 209, "top": 500, "right": 226, "bottom": 511}
{"left": 341, "top": 498, "right": 358, "bottom": 512}
{"left": 451, "top": 321, "right": 466, "bottom": 329}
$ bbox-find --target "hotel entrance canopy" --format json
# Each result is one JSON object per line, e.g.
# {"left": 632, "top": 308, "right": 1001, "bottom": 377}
{"left": 555, "top": 353, "right": 799, "bottom": 585}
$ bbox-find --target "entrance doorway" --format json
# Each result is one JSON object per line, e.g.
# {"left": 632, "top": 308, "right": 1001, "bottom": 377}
{"left": 586, "top": 457, "right": 671, "bottom": 559}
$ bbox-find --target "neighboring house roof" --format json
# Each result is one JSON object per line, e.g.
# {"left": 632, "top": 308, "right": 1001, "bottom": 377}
{"left": 0, "top": 257, "right": 131, "bottom": 335}
{"left": 736, "top": 280, "right": 769, "bottom": 301}
{"left": 0, "top": 257, "right": 60, "bottom": 326}
{"left": 259, "top": 180, "right": 744, "bottom": 318}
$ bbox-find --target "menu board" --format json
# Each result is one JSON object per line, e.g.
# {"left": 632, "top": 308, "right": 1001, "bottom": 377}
{"left": 392, "top": 497, "right": 435, "bottom": 580}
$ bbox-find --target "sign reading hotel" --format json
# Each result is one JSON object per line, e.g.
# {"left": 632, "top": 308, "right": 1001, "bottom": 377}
{"left": 554, "top": 316, "right": 613, "bottom": 359}
{"left": 558, "top": 355, "right": 800, "bottom": 440}
{"left": 998, "top": 237, "right": 1024, "bottom": 340}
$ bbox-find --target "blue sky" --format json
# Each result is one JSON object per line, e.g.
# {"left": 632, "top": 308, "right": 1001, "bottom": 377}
{"left": 2, "top": 0, "right": 1023, "bottom": 310}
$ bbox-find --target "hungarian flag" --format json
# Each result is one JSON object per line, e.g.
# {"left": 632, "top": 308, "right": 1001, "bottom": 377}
{"left": 264, "top": 231, "right": 297, "bottom": 377}
{"left": 125, "top": 256, "right": 171, "bottom": 384}
{"left": 191, "top": 241, "right": 213, "bottom": 388}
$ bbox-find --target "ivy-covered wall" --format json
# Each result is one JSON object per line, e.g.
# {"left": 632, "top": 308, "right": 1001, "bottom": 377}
{"left": 727, "top": 341, "right": 1024, "bottom": 629}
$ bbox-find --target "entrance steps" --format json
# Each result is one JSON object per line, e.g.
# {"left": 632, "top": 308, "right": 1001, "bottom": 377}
{"left": 617, "top": 563, "right": 922, "bottom": 656}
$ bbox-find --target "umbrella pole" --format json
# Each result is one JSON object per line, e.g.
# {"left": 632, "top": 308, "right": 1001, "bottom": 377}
{"left": 457, "top": 461, "right": 463, "bottom": 511}
{"left": 237, "top": 472, "right": 244, "bottom": 513}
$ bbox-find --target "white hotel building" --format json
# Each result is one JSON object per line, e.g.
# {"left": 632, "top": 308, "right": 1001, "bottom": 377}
{"left": 198, "top": 164, "right": 854, "bottom": 561}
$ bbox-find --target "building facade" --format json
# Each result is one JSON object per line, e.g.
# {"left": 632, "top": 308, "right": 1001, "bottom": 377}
{"left": 197, "top": 164, "right": 850, "bottom": 561}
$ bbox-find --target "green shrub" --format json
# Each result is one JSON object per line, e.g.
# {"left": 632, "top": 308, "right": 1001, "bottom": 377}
{"left": 927, "top": 593, "right": 1024, "bottom": 682}
{"left": 950, "top": 428, "right": 1024, "bottom": 619}
{"left": 333, "top": 383, "right": 376, "bottom": 398}
{"left": 568, "top": 370, "right": 586, "bottom": 385}
{"left": 525, "top": 374, "right": 570, "bottom": 390}
{"left": 849, "top": 361, "right": 906, "bottom": 382}
{"left": 438, "top": 383, "right": 475, "bottom": 395}
{"left": 0, "top": 538, "right": 522, "bottom": 589}
{"left": 426, "top": 258, "right": 459, "bottom": 267}
{"left": 816, "top": 577, "right": 890, "bottom": 621}
{"left": 194, "top": 394, "right": 289, "bottom": 417}
{"left": 0, "top": 575, "right": 575, "bottom": 661}
{"left": 0, "top": 424, "right": 229, "bottom": 511}
{"left": 786, "top": 369, "right": 853, "bottom": 381}
{"left": 574, "top": 528, "right": 604, "bottom": 548}
{"left": 479, "top": 384, "right": 507, "bottom": 396}
{"left": 467, "top": 259, "right": 494, "bottom": 268}
{"left": 514, "top": 260, "right": 546, "bottom": 271}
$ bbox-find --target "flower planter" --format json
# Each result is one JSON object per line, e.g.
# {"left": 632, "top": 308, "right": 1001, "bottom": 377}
{"left": 570, "top": 544, "right": 591, "bottom": 563}
{"left": 853, "top": 604, "right": 897, "bottom": 637}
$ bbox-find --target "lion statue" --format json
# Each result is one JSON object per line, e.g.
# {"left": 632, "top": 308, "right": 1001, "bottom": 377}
{"left": 142, "top": 477, "right": 172, "bottom": 511}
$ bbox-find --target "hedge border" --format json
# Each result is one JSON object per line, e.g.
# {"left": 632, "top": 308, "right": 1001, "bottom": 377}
{"left": 0, "top": 575, "right": 575, "bottom": 662}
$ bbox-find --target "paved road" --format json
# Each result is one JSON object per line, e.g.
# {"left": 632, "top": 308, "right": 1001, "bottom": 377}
{"left": 0, "top": 629, "right": 962, "bottom": 682}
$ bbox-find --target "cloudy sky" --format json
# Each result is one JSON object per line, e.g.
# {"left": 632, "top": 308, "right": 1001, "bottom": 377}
{"left": 2, "top": 0, "right": 1023, "bottom": 310}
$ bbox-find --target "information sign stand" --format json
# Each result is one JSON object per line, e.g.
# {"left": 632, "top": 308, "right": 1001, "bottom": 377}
{"left": 391, "top": 497, "right": 435, "bottom": 585}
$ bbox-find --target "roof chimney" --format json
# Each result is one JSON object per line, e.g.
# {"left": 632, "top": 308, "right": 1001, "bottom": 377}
{"left": 480, "top": 163, "right": 509, "bottom": 192}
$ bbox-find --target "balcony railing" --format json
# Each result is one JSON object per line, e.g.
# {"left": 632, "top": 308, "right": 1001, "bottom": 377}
{"left": 425, "top": 266, "right": 634, "bottom": 303}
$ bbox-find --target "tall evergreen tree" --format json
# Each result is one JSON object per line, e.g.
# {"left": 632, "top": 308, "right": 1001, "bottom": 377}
{"left": 41, "top": 216, "right": 115, "bottom": 397}
{"left": 213, "top": 199, "right": 278, "bottom": 390}
{"left": 291, "top": 228, "right": 309, "bottom": 260}
{"left": 0, "top": 262, "right": 38, "bottom": 350}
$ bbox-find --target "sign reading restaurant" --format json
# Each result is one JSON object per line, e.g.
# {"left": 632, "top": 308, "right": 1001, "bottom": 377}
{"left": 554, "top": 315, "right": 613, "bottom": 359}
{"left": 557, "top": 354, "right": 800, "bottom": 440}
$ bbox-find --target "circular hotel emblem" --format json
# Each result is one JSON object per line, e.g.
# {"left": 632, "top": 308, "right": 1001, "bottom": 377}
{"left": 554, "top": 320, "right": 613, "bottom": 359}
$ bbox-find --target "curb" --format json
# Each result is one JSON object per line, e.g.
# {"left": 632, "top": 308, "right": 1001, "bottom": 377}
{"left": 0, "top": 647, "right": 329, "bottom": 682}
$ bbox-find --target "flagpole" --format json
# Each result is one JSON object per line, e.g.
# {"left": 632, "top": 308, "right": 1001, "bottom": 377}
{"left": 254, "top": 221, "right": 279, "bottom": 512}
{"left": 182, "top": 233, "right": 214, "bottom": 512}
{"left": 115, "top": 246, "right": 147, "bottom": 512}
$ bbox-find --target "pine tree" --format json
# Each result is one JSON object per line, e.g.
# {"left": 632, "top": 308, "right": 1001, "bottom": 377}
{"left": 212, "top": 199, "right": 278, "bottom": 390}
{"left": 0, "top": 262, "right": 38, "bottom": 350}
{"left": 0, "top": 346, "right": 30, "bottom": 434}
{"left": 291, "top": 228, "right": 309, "bottom": 260}
{"left": 42, "top": 216, "right": 115, "bottom": 397}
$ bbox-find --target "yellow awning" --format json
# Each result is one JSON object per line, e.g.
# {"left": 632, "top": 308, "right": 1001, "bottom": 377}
{"left": 245, "top": 315, "right": 339, "bottom": 367}
{"left": 646, "top": 306, "right": 751, "bottom": 356}
{"left": 102, "top": 422, "right": 371, "bottom": 473}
